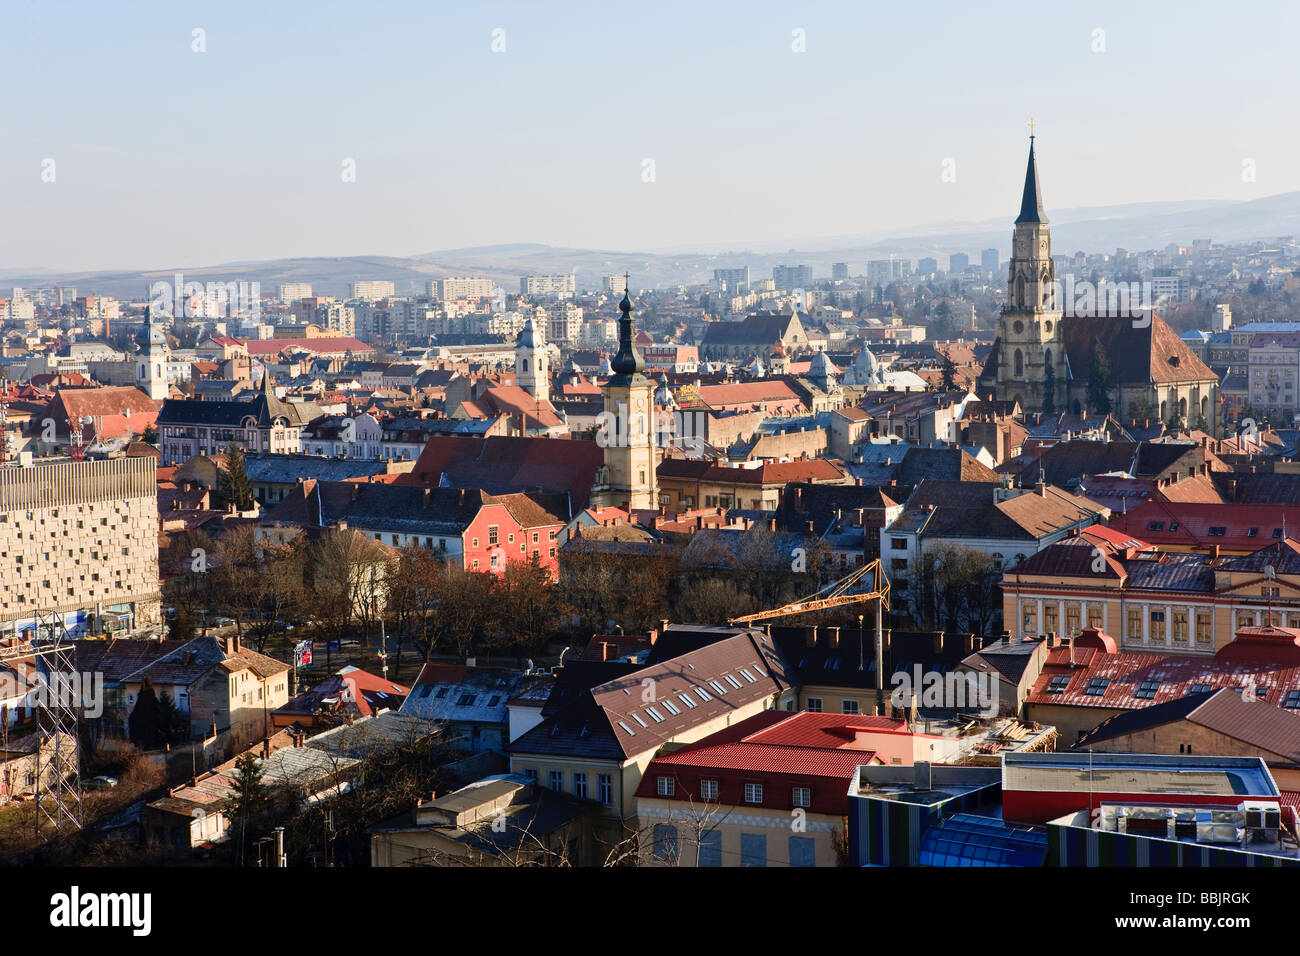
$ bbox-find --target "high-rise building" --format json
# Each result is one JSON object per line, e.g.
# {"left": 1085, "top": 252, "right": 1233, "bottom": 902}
{"left": 278, "top": 282, "right": 313, "bottom": 301}
{"left": 520, "top": 274, "right": 576, "bottom": 298}
{"left": 350, "top": 280, "right": 396, "bottom": 301}
{"left": 949, "top": 252, "right": 970, "bottom": 274}
{"left": 713, "top": 267, "right": 750, "bottom": 291}
{"left": 917, "top": 257, "right": 938, "bottom": 275}
{"left": 831, "top": 262, "right": 850, "bottom": 281}
{"left": 772, "top": 264, "right": 813, "bottom": 289}
{"left": 981, "top": 248, "right": 1000, "bottom": 273}
{"left": 430, "top": 277, "right": 494, "bottom": 300}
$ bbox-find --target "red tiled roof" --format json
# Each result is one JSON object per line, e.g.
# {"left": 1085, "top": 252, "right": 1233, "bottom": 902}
{"left": 1027, "top": 642, "right": 1300, "bottom": 711}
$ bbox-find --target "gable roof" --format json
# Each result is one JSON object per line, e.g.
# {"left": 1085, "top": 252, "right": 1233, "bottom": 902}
{"left": 1075, "top": 688, "right": 1300, "bottom": 762}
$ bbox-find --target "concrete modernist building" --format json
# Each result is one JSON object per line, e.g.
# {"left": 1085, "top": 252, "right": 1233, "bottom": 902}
{"left": 520, "top": 274, "right": 576, "bottom": 298}
{"left": 0, "top": 456, "right": 161, "bottom": 639}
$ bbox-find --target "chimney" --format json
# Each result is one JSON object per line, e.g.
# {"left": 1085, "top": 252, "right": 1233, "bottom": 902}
{"left": 768, "top": 518, "right": 776, "bottom": 532}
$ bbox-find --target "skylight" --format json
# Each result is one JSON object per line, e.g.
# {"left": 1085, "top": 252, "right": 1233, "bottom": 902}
{"left": 646, "top": 706, "right": 665, "bottom": 722}
{"left": 694, "top": 687, "right": 713, "bottom": 702}
{"left": 1083, "top": 678, "right": 1110, "bottom": 696}
{"left": 739, "top": 668, "right": 757, "bottom": 683}
{"left": 724, "top": 674, "right": 743, "bottom": 689}
{"left": 617, "top": 721, "right": 635, "bottom": 736}
{"left": 709, "top": 680, "right": 727, "bottom": 695}
{"left": 661, "top": 700, "right": 681, "bottom": 716}
{"left": 1046, "top": 675, "right": 1071, "bottom": 694}
{"left": 1134, "top": 680, "right": 1160, "bottom": 700}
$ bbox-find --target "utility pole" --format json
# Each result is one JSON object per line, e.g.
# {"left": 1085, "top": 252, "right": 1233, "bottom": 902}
{"left": 379, "top": 615, "right": 388, "bottom": 680}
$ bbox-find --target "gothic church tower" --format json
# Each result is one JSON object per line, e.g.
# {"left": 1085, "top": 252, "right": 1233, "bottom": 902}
{"left": 994, "top": 136, "right": 1066, "bottom": 413}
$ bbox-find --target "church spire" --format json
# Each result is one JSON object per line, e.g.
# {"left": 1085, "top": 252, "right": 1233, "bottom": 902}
{"left": 1015, "top": 134, "right": 1047, "bottom": 225}
{"left": 610, "top": 277, "right": 645, "bottom": 379}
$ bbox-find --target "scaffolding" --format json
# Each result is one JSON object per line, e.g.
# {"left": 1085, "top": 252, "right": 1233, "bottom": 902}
{"left": 1, "top": 610, "right": 83, "bottom": 833}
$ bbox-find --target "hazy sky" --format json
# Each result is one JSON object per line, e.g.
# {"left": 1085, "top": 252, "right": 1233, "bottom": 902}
{"left": 1, "top": 0, "right": 1295, "bottom": 273}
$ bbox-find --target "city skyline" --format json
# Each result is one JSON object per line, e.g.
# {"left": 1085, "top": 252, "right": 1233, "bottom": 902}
{"left": 3, "top": 0, "right": 1298, "bottom": 272}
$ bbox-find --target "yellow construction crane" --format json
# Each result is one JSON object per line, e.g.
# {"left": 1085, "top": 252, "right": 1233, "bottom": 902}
{"left": 730, "top": 558, "right": 889, "bottom": 625}
{"left": 732, "top": 558, "right": 892, "bottom": 715}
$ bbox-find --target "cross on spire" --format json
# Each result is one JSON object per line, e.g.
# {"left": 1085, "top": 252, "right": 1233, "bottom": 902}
{"left": 624, "top": 271, "right": 631, "bottom": 293}
{"left": 1028, "top": 118, "right": 1036, "bottom": 140}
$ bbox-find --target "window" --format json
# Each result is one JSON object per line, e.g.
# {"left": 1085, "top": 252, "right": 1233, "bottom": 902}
{"left": 598, "top": 774, "right": 613, "bottom": 806}
{"left": 700, "top": 779, "right": 719, "bottom": 801}
{"left": 694, "top": 687, "right": 713, "bottom": 703}
{"left": 573, "top": 772, "right": 588, "bottom": 799}
{"left": 657, "top": 776, "right": 676, "bottom": 797}
{"left": 806, "top": 697, "right": 823, "bottom": 712}
{"left": 1283, "top": 690, "right": 1300, "bottom": 710}
{"left": 891, "top": 558, "right": 908, "bottom": 572}
{"left": 709, "top": 680, "right": 727, "bottom": 695}
{"left": 841, "top": 699, "right": 859, "bottom": 715}
{"left": 738, "top": 668, "right": 757, "bottom": 683}
{"left": 661, "top": 700, "right": 680, "bottom": 716}
{"left": 698, "top": 829, "right": 722, "bottom": 867}
{"left": 1046, "top": 675, "right": 1071, "bottom": 694}
{"left": 1084, "top": 677, "right": 1111, "bottom": 696}
{"left": 645, "top": 707, "right": 664, "bottom": 722}
{"left": 724, "top": 674, "right": 743, "bottom": 689}
{"left": 789, "top": 836, "right": 815, "bottom": 867}
{"left": 1135, "top": 680, "right": 1160, "bottom": 700}
{"left": 549, "top": 770, "right": 563, "bottom": 791}
{"left": 891, "top": 537, "right": 907, "bottom": 550}
{"left": 1188, "top": 683, "right": 1213, "bottom": 695}
{"left": 1207, "top": 526, "right": 1227, "bottom": 537}
{"left": 1065, "top": 605, "right": 1080, "bottom": 635}
{"left": 1195, "top": 612, "right": 1212, "bottom": 645}
{"left": 617, "top": 721, "right": 635, "bottom": 736}
{"left": 456, "top": 693, "right": 477, "bottom": 706}
{"left": 741, "top": 832, "right": 767, "bottom": 867}
{"left": 488, "top": 525, "right": 499, "bottom": 545}
{"left": 744, "top": 783, "right": 763, "bottom": 804}
{"left": 630, "top": 712, "right": 647, "bottom": 728}
{"left": 1126, "top": 608, "right": 1142, "bottom": 640}
{"left": 652, "top": 824, "right": 679, "bottom": 863}
{"left": 792, "top": 787, "right": 811, "bottom": 808}
{"left": 677, "top": 693, "right": 698, "bottom": 709}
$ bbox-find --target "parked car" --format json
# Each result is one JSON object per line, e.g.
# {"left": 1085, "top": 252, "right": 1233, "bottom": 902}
{"left": 212, "top": 617, "right": 236, "bottom": 627}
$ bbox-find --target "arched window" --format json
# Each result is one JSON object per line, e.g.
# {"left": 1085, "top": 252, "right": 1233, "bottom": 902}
{"left": 1013, "top": 349, "right": 1024, "bottom": 377}
{"left": 522, "top": 358, "right": 528, "bottom": 373}
{"left": 1044, "top": 349, "right": 1052, "bottom": 369}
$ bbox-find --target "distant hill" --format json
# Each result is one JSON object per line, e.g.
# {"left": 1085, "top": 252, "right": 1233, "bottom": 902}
{"left": 6, "top": 192, "right": 1300, "bottom": 298}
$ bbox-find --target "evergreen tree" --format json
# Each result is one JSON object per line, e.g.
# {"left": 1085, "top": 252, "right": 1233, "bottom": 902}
{"left": 940, "top": 354, "right": 958, "bottom": 391}
{"left": 221, "top": 442, "right": 254, "bottom": 512}
{"left": 1087, "top": 344, "right": 1113, "bottom": 415}
{"left": 128, "top": 677, "right": 161, "bottom": 749}
{"left": 229, "top": 753, "right": 268, "bottom": 866}
{"left": 156, "top": 691, "right": 189, "bottom": 745}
